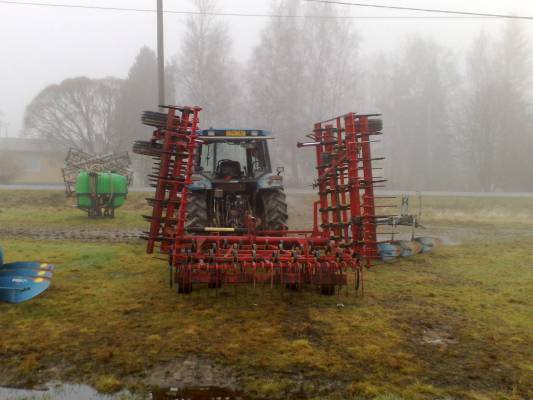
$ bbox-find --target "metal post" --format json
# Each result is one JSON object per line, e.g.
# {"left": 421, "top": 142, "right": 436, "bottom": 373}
{"left": 157, "top": 0, "right": 165, "bottom": 108}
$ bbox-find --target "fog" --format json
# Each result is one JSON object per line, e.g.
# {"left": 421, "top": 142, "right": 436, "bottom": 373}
{"left": 1, "top": 0, "right": 532, "bottom": 191}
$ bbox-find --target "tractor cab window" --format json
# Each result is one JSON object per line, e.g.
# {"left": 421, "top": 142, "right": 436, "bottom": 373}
{"left": 197, "top": 140, "right": 270, "bottom": 178}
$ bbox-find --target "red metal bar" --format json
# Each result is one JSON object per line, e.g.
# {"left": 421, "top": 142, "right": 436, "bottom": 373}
{"left": 314, "top": 122, "right": 330, "bottom": 238}
{"left": 357, "top": 116, "right": 378, "bottom": 265}
{"left": 343, "top": 113, "right": 362, "bottom": 253}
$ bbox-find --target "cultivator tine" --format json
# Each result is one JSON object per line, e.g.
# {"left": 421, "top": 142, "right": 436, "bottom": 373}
{"left": 135, "top": 106, "right": 202, "bottom": 253}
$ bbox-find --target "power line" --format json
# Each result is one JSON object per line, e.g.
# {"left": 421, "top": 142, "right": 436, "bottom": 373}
{"left": 0, "top": 0, "right": 505, "bottom": 19}
{"left": 304, "top": 0, "right": 533, "bottom": 20}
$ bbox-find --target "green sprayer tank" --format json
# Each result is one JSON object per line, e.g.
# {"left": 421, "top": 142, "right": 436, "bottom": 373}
{"left": 75, "top": 171, "right": 128, "bottom": 218}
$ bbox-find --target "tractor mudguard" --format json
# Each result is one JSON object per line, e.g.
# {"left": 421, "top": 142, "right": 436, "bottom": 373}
{"left": 257, "top": 173, "right": 284, "bottom": 190}
{"left": 187, "top": 176, "right": 212, "bottom": 191}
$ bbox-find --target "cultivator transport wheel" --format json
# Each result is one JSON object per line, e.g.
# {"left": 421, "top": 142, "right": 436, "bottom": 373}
{"left": 260, "top": 189, "right": 288, "bottom": 230}
{"left": 185, "top": 192, "right": 208, "bottom": 229}
{"left": 357, "top": 118, "right": 383, "bottom": 133}
{"left": 141, "top": 111, "right": 170, "bottom": 129}
{"left": 132, "top": 140, "right": 164, "bottom": 157}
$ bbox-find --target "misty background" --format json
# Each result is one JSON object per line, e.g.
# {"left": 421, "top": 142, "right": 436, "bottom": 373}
{"left": 1, "top": 0, "right": 532, "bottom": 191}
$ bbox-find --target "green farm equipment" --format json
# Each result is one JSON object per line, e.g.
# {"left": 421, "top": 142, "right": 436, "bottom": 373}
{"left": 74, "top": 171, "right": 128, "bottom": 218}
{"left": 62, "top": 149, "right": 132, "bottom": 218}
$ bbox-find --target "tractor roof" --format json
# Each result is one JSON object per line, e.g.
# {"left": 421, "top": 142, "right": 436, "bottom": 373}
{"left": 197, "top": 129, "right": 272, "bottom": 139}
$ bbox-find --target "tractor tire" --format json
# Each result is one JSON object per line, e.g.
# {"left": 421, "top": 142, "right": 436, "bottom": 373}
{"left": 132, "top": 140, "right": 163, "bottom": 157}
{"left": 141, "top": 111, "right": 168, "bottom": 129}
{"left": 261, "top": 189, "right": 288, "bottom": 231}
{"left": 320, "top": 284, "right": 335, "bottom": 296}
{"left": 177, "top": 280, "right": 193, "bottom": 294}
{"left": 355, "top": 118, "right": 383, "bottom": 133}
{"left": 186, "top": 191, "right": 208, "bottom": 229}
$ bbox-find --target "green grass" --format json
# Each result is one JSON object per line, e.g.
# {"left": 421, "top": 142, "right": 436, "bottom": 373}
{"left": 0, "top": 190, "right": 532, "bottom": 399}
{"left": 0, "top": 190, "right": 150, "bottom": 230}
{"left": 0, "top": 239, "right": 531, "bottom": 399}
{"left": 417, "top": 196, "right": 533, "bottom": 225}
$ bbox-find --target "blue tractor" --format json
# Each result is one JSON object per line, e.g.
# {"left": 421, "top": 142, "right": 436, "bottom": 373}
{"left": 186, "top": 129, "right": 288, "bottom": 230}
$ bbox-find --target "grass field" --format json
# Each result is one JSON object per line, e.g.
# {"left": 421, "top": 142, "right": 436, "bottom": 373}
{"left": 0, "top": 190, "right": 532, "bottom": 399}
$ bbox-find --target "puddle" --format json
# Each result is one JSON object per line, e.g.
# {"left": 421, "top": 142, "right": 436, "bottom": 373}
{"left": 0, "top": 384, "right": 248, "bottom": 400}
{"left": 0, "top": 383, "right": 131, "bottom": 399}
{"left": 151, "top": 386, "right": 245, "bottom": 400}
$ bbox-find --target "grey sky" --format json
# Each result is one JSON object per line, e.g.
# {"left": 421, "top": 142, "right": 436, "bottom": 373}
{"left": 1, "top": 0, "right": 532, "bottom": 137}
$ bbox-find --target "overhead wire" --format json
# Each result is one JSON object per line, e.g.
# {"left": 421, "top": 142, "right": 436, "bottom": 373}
{"left": 304, "top": 0, "right": 533, "bottom": 20}
{"left": 0, "top": 0, "right": 519, "bottom": 19}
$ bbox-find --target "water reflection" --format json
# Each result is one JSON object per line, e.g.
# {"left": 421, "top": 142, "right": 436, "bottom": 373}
{"left": 151, "top": 387, "right": 244, "bottom": 400}
{"left": 0, "top": 383, "right": 130, "bottom": 399}
{"left": 0, "top": 384, "right": 248, "bottom": 400}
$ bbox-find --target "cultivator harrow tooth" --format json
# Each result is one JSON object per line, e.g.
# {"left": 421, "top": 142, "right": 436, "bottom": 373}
{"left": 134, "top": 106, "right": 202, "bottom": 254}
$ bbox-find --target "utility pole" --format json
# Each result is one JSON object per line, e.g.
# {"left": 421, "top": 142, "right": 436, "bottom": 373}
{"left": 157, "top": 0, "right": 165, "bottom": 109}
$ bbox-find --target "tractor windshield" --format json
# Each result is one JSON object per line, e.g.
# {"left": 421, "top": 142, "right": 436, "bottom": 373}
{"left": 197, "top": 140, "right": 270, "bottom": 178}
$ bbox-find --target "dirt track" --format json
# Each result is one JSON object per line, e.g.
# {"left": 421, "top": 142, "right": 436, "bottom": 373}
{"left": 1, "top": 192, "right": 532, "bottom": 245}
{"left": 0, "top": 226, "right": 143, "bottom": 242}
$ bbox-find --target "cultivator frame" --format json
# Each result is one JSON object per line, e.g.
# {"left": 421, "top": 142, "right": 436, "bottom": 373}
{"left": 139, "top": 107, "right": 391, "bottom": 295}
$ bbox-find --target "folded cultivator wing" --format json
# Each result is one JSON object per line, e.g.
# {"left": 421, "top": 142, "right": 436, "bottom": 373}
{"left": 135, "top": 107, "right": 405, "bottom": 295}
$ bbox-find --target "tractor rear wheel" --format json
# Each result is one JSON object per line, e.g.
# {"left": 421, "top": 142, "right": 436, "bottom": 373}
{"left": 320, "top": 284, "right": 335, "bottom": 296}
{"left": 354, "top": 118, "right": 383, "bottom": 133}
{"left": 261, "top": 189, "right": 288, "bottom": 230}
{"left": 186, "top": 191, "right": 208, "bottom": 229}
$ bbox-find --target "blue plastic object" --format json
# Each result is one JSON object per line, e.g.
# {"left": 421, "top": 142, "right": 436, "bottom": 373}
{"left": 377, "top": 242, "right": 402, "bottom": 262}
{"left": 414, "top": 237, "right": 443, "bottom": 253}
{"left": 392, "top": 240, "right": 423, "bottom": 257}
{"left": 0, "top": 261, "right": 54, "bottom": 271}
{"left": 0, "top": 245, "right": 53, "bottom": 304}
{"left": 0, "top": 269, "right": 53, "bottom": 279}
{"left": 0, "top": 276, "right": 51, "bottom": 304}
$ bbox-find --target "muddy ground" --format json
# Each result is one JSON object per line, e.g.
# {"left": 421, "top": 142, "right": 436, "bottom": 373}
{"left": 1, "top": 192, "right": 532, "bottom": 244}
{"left": 1, "top": 191, "right": 532, "bottom": 399}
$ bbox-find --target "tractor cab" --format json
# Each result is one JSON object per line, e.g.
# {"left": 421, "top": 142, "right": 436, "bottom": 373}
{"left": 187, "top": 129, "right": 288, "bottom": 230}
{"left": 194, "top": 129, "right": 272, "bottom": 181}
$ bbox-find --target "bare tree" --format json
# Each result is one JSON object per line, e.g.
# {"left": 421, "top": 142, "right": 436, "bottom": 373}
{"left": 174, "top": 0, "right": 239, "bottom": 127}
{"left": 246, "top": 0, "right": 361, "bottom": 186}
{"left": 460, "top": 31, "right": 500, "bottom": 191}
{"left": 494, "top": 20, "right": 533, "bottom": 191}
{"left": 372, "top": 35, "right": 458, "bottom": 191}
{"left": 461, "top": 21, "right": 532, "bottom": 191}
{"left": 24, "top": 77, "right": 123, "bottom": 154}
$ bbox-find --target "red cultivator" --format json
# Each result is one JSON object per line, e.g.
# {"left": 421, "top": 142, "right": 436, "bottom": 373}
{"left": 135, "top": 107, "right": 387, "bottom": 295}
